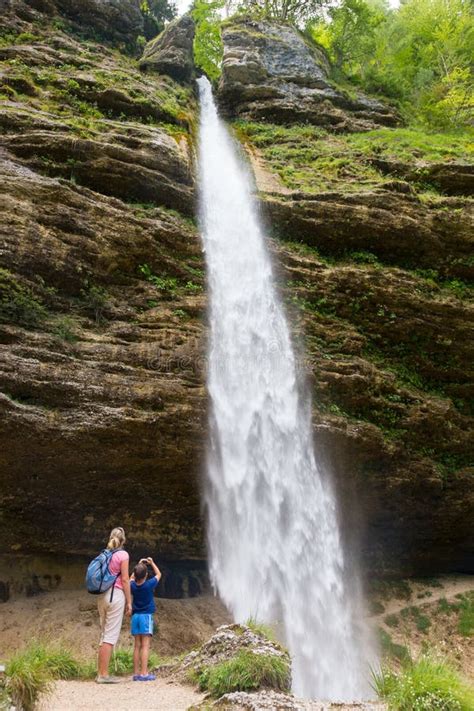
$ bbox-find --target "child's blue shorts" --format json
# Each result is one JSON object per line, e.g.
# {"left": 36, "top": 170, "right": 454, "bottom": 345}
{"left": 131, "top": 613, "right": 154, "bottom": 636}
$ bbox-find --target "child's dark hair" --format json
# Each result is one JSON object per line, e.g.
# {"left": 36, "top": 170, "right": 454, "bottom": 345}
{"left": 134, "top": 562, "right": 148, "bottom": 582}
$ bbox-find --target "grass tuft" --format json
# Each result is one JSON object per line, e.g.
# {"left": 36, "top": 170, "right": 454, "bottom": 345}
{"left": 5, "top": 642, "right": 79, "bottom": 711}
{"left": 197, "top": 650, "right": 290, "bottom": 698}
{"left": 245, "top": 617, "right": 277, "bottom": 642}
{"left": 373, "top": 654, "right": 474, "bottom": 711}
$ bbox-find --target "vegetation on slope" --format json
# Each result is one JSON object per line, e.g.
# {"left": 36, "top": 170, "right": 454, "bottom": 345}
{"left": 309, "top": 0, "right": 473, "bottom": 130}
{"left": 374, "top": 655, "right": 474, "bottom": 711}
{"left": 235, "top": 122, "right": 474, "bottom": 194}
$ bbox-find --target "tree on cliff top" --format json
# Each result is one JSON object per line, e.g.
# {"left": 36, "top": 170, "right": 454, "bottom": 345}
{"left": 193, "top": 0, "right": 225, "bottom": 80}
{"left": 236, "top": 0, "right": 327, "bottom": 25}
{"left": 310, "top": 0, "right": 474, "bottom": 129}
{"left": 140, "top": 0, "right": 177, "bottom": 40}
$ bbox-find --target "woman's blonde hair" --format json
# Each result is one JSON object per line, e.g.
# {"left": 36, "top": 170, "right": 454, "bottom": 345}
{"left": 107, "top": 526, "right": 126, "bottom": 550}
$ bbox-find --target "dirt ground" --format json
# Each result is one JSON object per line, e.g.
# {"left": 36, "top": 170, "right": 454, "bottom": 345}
{"left": 1, "top": 575, "right": 472, "bottom": 709}
{"left": 38, "top": 678, "right": 204, "bottom": 710}
{"left": 0, "top": 590, "right": 231, "bottom": 660}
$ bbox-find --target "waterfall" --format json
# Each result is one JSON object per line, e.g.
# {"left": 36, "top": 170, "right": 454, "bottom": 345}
{"left": 197, "top": 76, "right": 374, "bottom": 701}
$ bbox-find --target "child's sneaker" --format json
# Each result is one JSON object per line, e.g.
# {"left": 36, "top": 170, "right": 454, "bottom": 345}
{"left": 96, "top": 676, "right": 120, "bottom": 684}
{"left": 142, "top": 674, "right": 156, "bottom": 681}
{"left": 132, "top": 674, "right": 142, "bottom": 681}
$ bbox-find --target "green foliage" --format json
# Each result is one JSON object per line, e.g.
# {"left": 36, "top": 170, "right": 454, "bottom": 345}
{"left": 80, "top": 282, "right": 110, "bottom": 323}
{"left": 0, "top": 269, "right": 47, "bottom": 328}
{"left": 384, "top": 614, "right": 399, "bottom": 629}
{"left": 378, "top": 628, "right": 411, "bottom": 664}
{"left": 52, "top": 316, "right": 79, "bottom": 343}
{"left": 192, "top": 0, "right": 225, "bottom": 81}
{"left": 5, "top": 642, "right": 80, "bottom": 711}
{"left": 309, "top": 0, "right": 474, "bottom": 129}
{"left": 110, "top": 647, "right": 161, "bottom": 675}
{"left": 457, "top": 593, "right": 474, "bottom": 637}
{"left": 373, "top": 654, "right": 474, "bottom": 711}
{"left": 140, "top": 0, "right": 177, "bottom": 41}
{"left": 139, "top": 263, "right": 179, "bottom": 296}
{"left": 235, "top": 121, "right": 473, "bottom": 194}
{"left": 197, "top": 650, "right": 290, "bottom": 697}
{"left": 236, "top": 0, "right": 327, "bottom": 24}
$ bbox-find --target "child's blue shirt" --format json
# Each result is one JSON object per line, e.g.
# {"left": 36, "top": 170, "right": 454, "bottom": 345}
{"left": 131, "top": 577, "right": 158, "bottom": 614}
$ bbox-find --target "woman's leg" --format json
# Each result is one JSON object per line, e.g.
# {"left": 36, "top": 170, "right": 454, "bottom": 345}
{"left": 98, "top": 642, "right": 113, "bottom": 677}
{"left": 140, "top": 635, "right": 151, "bottom": 676}
{"left": 133, "top": 636, "right": 142, "bottom": 676}
{"left": 97, "top": 588, "right": 125, "bottom": 678}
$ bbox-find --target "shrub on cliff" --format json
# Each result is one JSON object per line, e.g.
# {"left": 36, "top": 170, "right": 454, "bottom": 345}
{"left": 0, "top": 269, "right": 47, "bottom": 328}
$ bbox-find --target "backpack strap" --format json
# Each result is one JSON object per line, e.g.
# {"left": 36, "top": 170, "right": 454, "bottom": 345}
{"left": 108, "top": 549, "right": 124, "bottom": 603}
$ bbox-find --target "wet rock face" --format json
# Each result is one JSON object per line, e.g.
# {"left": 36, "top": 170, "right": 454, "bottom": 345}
{"left": 140, "top": 14, "right": 195, "bottom": 83}
{"left": 218, "top": 18, "right": 397, "bottom": 130}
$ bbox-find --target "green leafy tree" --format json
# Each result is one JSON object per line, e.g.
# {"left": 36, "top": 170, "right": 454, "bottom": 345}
{"left": 309, "top": 0, "right": 387, "bottom": 71}
{"left": 192, "top": 0, "right": 225, "bottom": 81}
{"left": 237, "top": 0, "right": 327, "bottom": 24}
{"left": 140, "top": 0, "right": 177, "bottom": 41}
{"left": 309, "top": 0, "right": 474, "bottom": 128}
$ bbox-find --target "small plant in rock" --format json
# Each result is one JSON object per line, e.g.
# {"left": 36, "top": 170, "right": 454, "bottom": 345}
{"left": 138, "top": 264, "right": 179, "bottom": 297}
{"left": 384, "top": 614, "right": 399, "bottom": 628}
{"left": 52, "top": 316, "right": 79, "bottom": 343}
{"left": 245, "top": 618, "right": 277, "bottom": 642}
{"left": 80, "top": 282, "right": 110, "bottom": 323}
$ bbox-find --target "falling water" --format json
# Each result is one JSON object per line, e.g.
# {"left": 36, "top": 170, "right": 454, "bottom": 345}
{"left": 197, "top": 76, "right": 374, "bottom": 701}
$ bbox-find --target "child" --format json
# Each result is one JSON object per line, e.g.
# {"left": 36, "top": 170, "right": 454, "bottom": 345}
{"left": 130, "top": 556, "right": 161, "bottom": 681}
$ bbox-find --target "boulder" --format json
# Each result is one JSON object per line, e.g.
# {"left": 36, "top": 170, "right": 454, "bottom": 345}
{"left": 161, "top": 623, "right": 290, "bottom": 683}
{"left": 140, "top": 14, "right": 195, "bottom": 83}
{"left": 218, "top": 18, "right": 397, "bottom": 131}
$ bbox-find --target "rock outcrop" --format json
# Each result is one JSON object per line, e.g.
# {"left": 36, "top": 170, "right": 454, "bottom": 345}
{"left": 6, "top": 0, "right": 144, "bottom": 45}
{"left": 218, "top": 18, "right": 397, "bottom": 131}
{"left": 140, "top": 14, "right": 195, "bottom": 83}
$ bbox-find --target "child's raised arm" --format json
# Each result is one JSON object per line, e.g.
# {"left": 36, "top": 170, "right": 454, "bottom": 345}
{"left": 146, "top": 557, "right": 161, "bottom": 581}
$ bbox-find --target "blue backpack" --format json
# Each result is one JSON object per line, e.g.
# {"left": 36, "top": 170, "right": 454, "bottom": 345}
{"left": 86, "top": 549, "right": 121, "bottom": 601}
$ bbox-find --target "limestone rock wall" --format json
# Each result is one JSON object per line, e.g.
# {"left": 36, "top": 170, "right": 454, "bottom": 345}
{"left": 218, "top": 18, "right": 398, "bottom": 131}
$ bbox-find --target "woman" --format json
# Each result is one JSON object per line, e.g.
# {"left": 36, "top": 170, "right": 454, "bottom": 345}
{"left": 96, "top": 526, "right": 132, "bottom": 683}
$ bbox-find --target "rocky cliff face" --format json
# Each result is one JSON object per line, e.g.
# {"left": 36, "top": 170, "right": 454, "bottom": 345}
{"left": 0, "top": 2, "right": 206, "bottom": 590}
{"left": 0, "top": 6, "right": 472, "bottom": 597}
{"left": 218, "top": 17, "right": 397, "bottom": 131}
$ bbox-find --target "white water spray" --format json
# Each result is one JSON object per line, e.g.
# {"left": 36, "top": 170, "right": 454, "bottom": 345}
{"left": 197, "top": 76, "right": 374, "bottom": 701}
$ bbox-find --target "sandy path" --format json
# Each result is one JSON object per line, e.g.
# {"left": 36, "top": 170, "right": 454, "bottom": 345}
{"left": 41, "top": 678, "right": 204, "bottom": 710}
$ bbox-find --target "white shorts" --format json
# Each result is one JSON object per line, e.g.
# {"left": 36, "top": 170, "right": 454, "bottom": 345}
{"left": 97, "top": 587, "right": 125, "bottom": 646}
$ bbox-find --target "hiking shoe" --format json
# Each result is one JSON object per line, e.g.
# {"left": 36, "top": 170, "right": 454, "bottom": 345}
{"left": 96, "top": 676, "right": 121, "bottom": 684}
